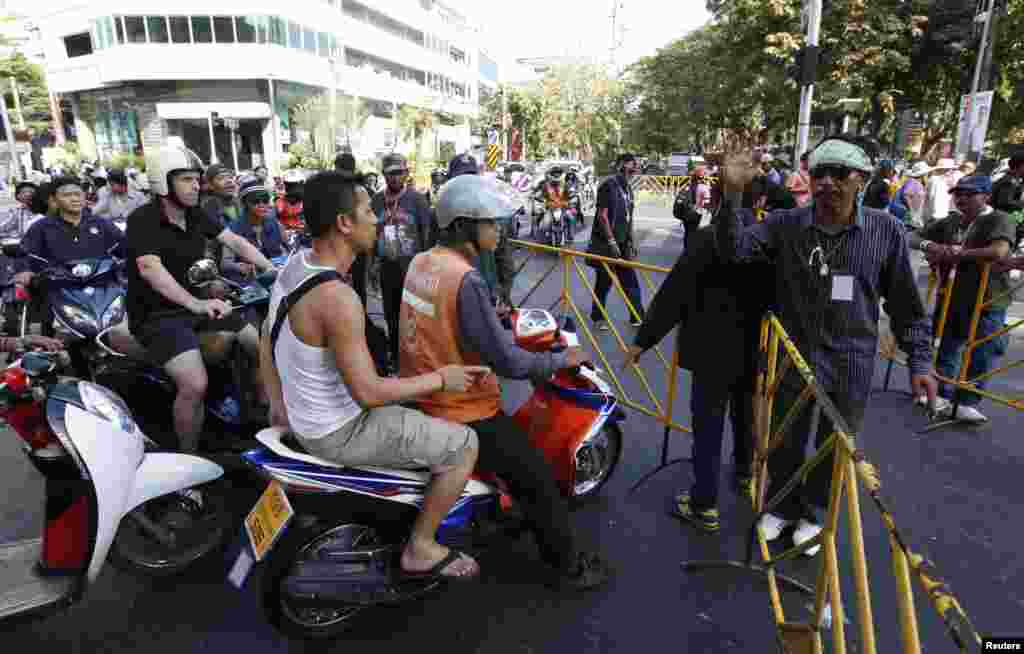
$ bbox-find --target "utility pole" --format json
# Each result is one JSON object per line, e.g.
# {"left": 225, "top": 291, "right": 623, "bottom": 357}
{"left": 967, "top": 0, "right": 994, "bottom": 163}
{"left": 0, "top": 90, "right": 22, "bottom": 180}
{"left": 207, "top": 111, "right": 219, "bottom": 165}
{"left": 328, "top": 58, "right": 338, "bottom": 161}
{"left": 794, "top": 0, "right": 822, "bottom": 161}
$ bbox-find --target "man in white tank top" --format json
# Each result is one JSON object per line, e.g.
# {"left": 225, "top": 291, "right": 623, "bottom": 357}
{"left": 261, "top": 171, "right": 489, "bottom": 580}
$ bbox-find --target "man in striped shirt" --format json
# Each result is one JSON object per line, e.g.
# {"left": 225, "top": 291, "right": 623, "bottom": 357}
{"left": 715, "top": 135, "right": 938, "bottom": 556}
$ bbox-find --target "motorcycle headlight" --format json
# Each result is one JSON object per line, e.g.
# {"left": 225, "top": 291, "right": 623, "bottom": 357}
{"left": 78, "top": 381, "right": 138, "bottom": 435}
{"left": 101, "top": 295, "right": 125, "bottom": 328}
{"left": 59, "top": 304, "right": 100, "bottom": 334}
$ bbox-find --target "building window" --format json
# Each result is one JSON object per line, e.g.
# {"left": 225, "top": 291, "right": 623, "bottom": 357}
{"left": 64, "top": 32, "right": 93, "bottom": 57}
{"left": 236, "top": 17, "right": 257, "bottom": 43}
{"left": 303, "top": 28, "right": 316, "bottom": 54}
{"left": 450, "top": 47, "right": 465, "bottom": 65}
{"left": 112, "top": 16, "right": 124, "bottom": 44}
{"left": 269, "top": 17, "right": 286, "bottom": 46}
{"left": 191, "top": 16, "right": 213, "bottom": 43}
{"left": 288, "top": 21, "right": 301, "bottom": 49}
{"left": 317, "top": 32, "right": 330, "bottom": 57}
{"left": 213, "top": 16, "right": 235, "bottom": 43}
{"left": 124, "top": 16, "right": 146, "bottom": 43}
{"left": 328, "top": 33, "right": 339, "bottom": 58}
{"left": 147, "top": 17, "right": 169, "bottom": 43}
{"left": 169, "top": 16, "right": 190, "bottom": 43}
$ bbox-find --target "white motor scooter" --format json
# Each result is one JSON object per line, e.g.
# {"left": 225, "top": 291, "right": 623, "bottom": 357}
{"left": 0, "top": 349, "right": 223, "bottom": 624}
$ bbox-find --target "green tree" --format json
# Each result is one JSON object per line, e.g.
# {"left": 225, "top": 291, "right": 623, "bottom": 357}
{"left": 0, "top": 52, "right": 51, "bottom": 134}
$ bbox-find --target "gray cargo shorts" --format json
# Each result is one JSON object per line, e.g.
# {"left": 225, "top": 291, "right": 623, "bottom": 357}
{"left": 297, "top": 405, "right": 478, "bottom": 470}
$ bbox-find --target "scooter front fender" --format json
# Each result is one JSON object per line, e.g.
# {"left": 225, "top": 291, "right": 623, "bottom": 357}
{"left": 126, "top": 453, "right": 224, "bottom": 512}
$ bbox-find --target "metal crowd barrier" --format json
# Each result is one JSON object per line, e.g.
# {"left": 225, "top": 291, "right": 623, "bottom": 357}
{"left": 508, "top": 241, "right": 983, "bottom": 652}
{"left": 686, "top": 315, "right": 981, "bottom": 654}
{"left": 877, "top": 260, "right": 1024, "bottom": 430}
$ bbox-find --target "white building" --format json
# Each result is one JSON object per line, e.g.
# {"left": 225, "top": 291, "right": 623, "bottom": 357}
{"left": 33, "top": 0, "right": 495, "bottom": 172}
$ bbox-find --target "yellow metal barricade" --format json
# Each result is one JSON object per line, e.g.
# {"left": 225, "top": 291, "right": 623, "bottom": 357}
{"left": 509, "top": 242, "right": 984, "bottom": 651}
{"left": 685, "top": 314, "right": 982, "bottom": 654}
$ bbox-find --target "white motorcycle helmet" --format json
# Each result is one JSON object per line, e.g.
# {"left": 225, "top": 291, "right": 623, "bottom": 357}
{"left": 145, "top": 144, "right": 204, "bottom": 202}
{"left": 435, "top": 175, "right": 517, "bottom": 230}
{"left": 282, "top": 169, "right": 307, "bottom": 185}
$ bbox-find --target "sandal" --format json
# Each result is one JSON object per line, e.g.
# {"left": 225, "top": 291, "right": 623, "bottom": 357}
{"left": 400, "top": 548, "right": 479, "bottom": 582}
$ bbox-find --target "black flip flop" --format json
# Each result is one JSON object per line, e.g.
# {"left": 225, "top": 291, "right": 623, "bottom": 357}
{"left": 400, "top": 549, "right": 479, "bottom": 583}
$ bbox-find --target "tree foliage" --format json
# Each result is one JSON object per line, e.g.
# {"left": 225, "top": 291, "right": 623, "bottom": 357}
{"left": 623, "top": 0, "right": 1024, "bottom": 159}
{"left": 0, "top": 52, "right": 51, "bottom": 134}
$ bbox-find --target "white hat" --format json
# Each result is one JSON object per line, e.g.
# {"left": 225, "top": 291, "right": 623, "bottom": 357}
{"left": 905, "top": 162, "right": 932, "bottom": 178}
{"left": 933, "top": 158, "right": 957, "bottom": 170}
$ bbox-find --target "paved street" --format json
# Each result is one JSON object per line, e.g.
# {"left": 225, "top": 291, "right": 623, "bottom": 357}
{"left": 2, "top": 199, "right": 1023, "bottom": 652}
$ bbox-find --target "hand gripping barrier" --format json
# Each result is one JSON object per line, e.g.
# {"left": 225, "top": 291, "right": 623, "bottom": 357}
{"left": 682, "top": 314, "right": 982, "bottom": 654}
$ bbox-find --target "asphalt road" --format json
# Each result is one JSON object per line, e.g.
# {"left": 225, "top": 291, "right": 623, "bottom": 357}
{"left": 2, "top": 199, "right": 1022, "bottom": 652}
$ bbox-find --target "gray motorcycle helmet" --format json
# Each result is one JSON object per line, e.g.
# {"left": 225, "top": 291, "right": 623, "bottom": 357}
{"left": 435, "top": 174, "right": 518, "bottom": 230}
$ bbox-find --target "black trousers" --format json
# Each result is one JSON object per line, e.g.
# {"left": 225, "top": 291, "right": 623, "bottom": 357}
{"left": 468, "top": 412, "right": 577, "bottom": 572}
{"left": 688, "top": 372, "right": 754, "bottom": 509}
{"left": 765, "top": 375, "right": 867, "bottom": 522}
{"left": 590, "top": 263, "right": 644, "bottom": 323}
{"left": 682, "top": 216, "right": 701, "bottom": 253}
{"left": 379, "top": 261, "right": 407, "bottom": 370}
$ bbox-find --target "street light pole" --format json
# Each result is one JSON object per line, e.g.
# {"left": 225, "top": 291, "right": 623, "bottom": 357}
{"left": 795, "top": 0, "right": 821, "bottom": 160}
{"left": 207, "top": 112, "right": 219, "bottom": 165}
{"left": 0, "top": 90, "right": 22, "bottom": 180}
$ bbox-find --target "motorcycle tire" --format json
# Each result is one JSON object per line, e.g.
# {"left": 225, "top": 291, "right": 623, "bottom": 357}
{"left": 108, "top": 480, "right": 232, "bottom": 577}
{"left": 569, "top": 422, "right": 624, "bottom": 507}
{"left": 262, "top": 520, "right": 441, "bottom": 639}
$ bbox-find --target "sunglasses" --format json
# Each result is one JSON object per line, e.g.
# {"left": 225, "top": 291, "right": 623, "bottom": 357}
{"left": 248, "top": 195, "right": 272, "bottom": 205}
{"left": 809, "top": 165, "right": 856, "bottom": 181}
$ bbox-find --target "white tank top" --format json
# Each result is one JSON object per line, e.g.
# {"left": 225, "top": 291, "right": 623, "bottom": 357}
{"left": 269, "top": 251, "right": 362, "bottom": 440}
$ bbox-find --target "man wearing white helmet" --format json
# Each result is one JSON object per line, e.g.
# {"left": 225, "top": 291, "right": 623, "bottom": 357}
{"left": 127, "top": 144, "right": 276, "bottom": 453}
{"left": 276, "top": 169, "right": 305, "bottom": 231}
{"left": 398, "top": 174, "right": 611, "bottom": 591}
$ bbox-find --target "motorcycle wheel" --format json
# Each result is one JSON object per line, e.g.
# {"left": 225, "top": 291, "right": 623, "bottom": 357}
{"left": 262, "top": 521, "right": 440, "bottom": 640}
{"left": 570, "top": 422, "right": 624, "bottom": 506}
{"left": 108, "top": 480, "right": 231, "bottom": 577}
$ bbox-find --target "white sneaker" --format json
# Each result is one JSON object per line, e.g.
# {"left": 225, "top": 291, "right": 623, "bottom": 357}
{"left": 930, "top": 397, "right": 953, "bottom": 415}
{"left": 954, "top": 405, "right": 988, "bottom": 424}
{"left": 758, "top": 513, "right": 792, "bottom": 542}
{"left": 793, "top": 519, "right": 822, "bottom": 557}
{"left": 914, "top": 395, "right": 928, "bottom": 408}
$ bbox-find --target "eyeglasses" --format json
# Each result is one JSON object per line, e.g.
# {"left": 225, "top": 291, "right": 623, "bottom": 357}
{"left": 809, "top": 165, "right": 856, "bottom": 181}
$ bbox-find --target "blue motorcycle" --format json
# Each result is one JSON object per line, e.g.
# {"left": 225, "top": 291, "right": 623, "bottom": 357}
{"left": 22, "top": 246, "right": 126, "bottom": 378}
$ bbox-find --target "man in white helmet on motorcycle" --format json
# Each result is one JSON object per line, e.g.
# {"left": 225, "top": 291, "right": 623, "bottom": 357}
{"left": 126, "top": 144, "right": 276, "bottom": 453}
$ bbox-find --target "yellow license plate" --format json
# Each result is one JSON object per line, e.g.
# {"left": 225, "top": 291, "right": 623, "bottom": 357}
{"left": 244, "top": 480, "right": 294, "bottom": 561}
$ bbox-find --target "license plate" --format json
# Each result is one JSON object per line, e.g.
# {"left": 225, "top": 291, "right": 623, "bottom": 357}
{"left": 226, "top": 480, "right": 294, "bottom": 589}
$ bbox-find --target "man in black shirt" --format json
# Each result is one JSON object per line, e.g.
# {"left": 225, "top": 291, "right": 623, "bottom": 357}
{"left": 128, "top": 144, "right": 275, "bottom": 452}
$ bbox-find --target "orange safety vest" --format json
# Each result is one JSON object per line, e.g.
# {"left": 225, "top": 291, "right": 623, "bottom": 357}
{"left": 399, "top": 247, "right": 502, "bottom": 423}
{"left": 276, "top": 198, "right": 304, "bottom": 230}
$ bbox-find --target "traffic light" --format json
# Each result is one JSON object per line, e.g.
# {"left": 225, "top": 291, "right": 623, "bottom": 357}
{"left": 785, "top": 46, "right": 822, "bottom": 86}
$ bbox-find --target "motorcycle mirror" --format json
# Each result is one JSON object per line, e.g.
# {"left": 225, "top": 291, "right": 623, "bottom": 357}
{"left": 187, "top": 259, "right": 221, "bottom": 287}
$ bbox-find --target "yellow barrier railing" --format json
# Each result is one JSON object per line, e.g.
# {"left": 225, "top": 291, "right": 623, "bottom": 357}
{"left": 510, "top": 241, "right": 982, "bottom": 651}
{"left": 686, "top": 314, "right": 981, "bottom": 654}
{"left": 879, "top": 259, "right": 1024, "bottom": 419}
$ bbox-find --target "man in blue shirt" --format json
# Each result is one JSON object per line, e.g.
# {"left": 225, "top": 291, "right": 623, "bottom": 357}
{"left": 16, "top": 176, "right": 125, "bottom": 282}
